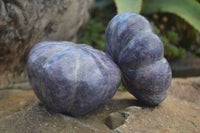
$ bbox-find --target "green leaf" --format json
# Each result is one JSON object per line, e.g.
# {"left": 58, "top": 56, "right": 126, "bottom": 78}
{"left": 142, "top": 0, "right": 200, "bottom": 32}
{"left": 114, "top": 0, "right": 142, "bottom": 13}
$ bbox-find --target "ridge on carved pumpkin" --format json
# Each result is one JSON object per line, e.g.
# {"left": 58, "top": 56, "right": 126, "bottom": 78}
{"left": 105, "top": 12, "right": 172, "bottom": 105}
{"left": 27, "top": 41, "right": 121, "bottom": 116}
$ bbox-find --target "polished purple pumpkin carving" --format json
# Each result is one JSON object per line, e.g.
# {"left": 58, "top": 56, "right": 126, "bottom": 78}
{"left": 27, "top": 41, "right": 121, "bottom": 116}
{"left": 105, "top": 12, "right": 172, "bottom": 105}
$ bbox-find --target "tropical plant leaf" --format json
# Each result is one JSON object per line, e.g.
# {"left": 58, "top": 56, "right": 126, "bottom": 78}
{"left": 142, "top": 0, "right": 200, "bottom": 32}
{"left": 114, "top": 0, "right": 142, "bottom": 13}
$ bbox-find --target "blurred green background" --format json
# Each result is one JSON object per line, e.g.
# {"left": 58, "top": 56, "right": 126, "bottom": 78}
{"left": 77, "top": 0, "right": 200, "bottom": 60}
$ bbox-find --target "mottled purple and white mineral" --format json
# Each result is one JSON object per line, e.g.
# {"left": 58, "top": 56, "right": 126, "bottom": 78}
{"left": 27, "top": 41, "right": 121, "bottom": 116}
{"left": 105, "top": 12, "right": 172, "bottom": 105}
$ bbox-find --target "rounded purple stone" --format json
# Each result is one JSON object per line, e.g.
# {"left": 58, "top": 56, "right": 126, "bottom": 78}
{"left": 27, "top": 41, "right": 121, "bottom": 116}
{"left": 105, "top": 12, "right": 172, "bottom": 105}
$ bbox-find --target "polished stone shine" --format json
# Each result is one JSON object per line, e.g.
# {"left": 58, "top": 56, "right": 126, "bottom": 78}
{"left": 27, "top": 41, "right": 121, "bottom": 116}
{"left": 105, "top": 12, "right": 172, "bottom": 105}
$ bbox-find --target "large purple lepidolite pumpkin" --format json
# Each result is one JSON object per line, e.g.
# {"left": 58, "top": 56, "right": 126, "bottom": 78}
{"left": 105, "top": 12, "right": 172, "bottom": 105}
{"left": 27, "top": 41, "right": 121, "bottom": 116}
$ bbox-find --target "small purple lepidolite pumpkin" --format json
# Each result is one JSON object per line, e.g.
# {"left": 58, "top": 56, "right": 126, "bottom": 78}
{"left": 27, "top": 41, "right": 121, "bottom": 116}
{"left": 105, "top": 12, "right": 172, "bottom": 106}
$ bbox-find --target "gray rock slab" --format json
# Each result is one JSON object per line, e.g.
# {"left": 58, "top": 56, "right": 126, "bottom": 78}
{"left": 0, "top": 77, "right": 200, "bottom": 133}
{"left": 0, "top": 0, "right": 94, "bottom": 89}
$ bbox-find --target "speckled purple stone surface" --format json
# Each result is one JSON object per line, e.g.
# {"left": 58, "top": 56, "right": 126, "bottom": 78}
{"left": 27, "top": 41, "right": 121, "bottom": 116}
{"left": 105, "top": 12, "right": 172, "bottom": 105}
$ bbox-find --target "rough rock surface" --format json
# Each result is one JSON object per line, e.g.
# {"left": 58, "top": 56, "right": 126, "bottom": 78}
{"left": 112, "top": 95, "right": 200, "bottom": 133}
{"left": 0, "top": 0, "right": 94, "bottom": 89}
{"left": 0, "top": 77, "right": 200, "bottom": 133}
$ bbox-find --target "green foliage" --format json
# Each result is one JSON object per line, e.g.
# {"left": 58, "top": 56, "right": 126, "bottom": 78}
{"left": 164, "top": 44, "right": 187, "bottom": 59}
{"left": 114, "top": 0, "right": 142, "bottom": 13}
{"left": 167, "top": 31, "right": 179, "bottom": 44}
{"left": 118, "top": 83, "right": 127, "bottom": 91}
{"left": 77, "top": 19, "right": 106, "bottom": 51}
{"left": 114, "top": 0, "right": 200, "bottom": 33}
{"left": 113, "top": 0, "right": 200, "bottom": 58}
{"left": 155, "top": 27, "right": 187, "bottom": 59}
{"left": 77, "top": 2, "right": 117, "bottom": 51}
{"left": 79, "top": 0, "right": 199, "bottom": 60}
{"left": 142, "top": 0, "right": 200, "bottom": 33}
{"left": 153, "top": 25, "right": 160, "bottom": 35}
